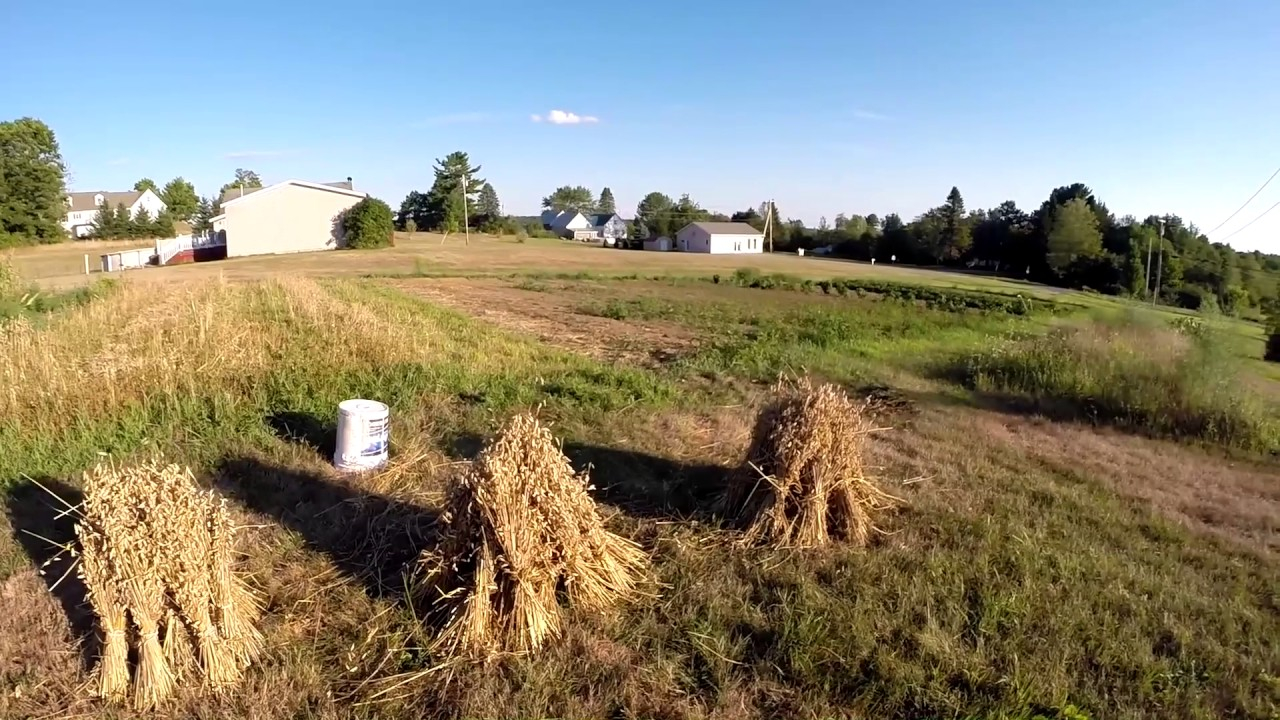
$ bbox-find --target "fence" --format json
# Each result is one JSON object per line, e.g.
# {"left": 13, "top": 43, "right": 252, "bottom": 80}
{"left": 154, "top": 231, "right": 225, "bottom": 266}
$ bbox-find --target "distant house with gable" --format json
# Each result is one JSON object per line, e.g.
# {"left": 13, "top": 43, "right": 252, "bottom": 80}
{"left": 63, "top": 189, "right": 167, "bottom": 238}
{"left": 542, "top": 209, "right": 629, "bottom": 244}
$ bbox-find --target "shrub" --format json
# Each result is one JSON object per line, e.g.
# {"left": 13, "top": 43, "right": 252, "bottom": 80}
{"left": 343, "top": 198, "right": 395, "bottom": 249}
{"left": 1266, "top": 315, "right": 1280, "bottom": 363}
{"left": 962, "top": 316, "right": 1277, "bottom": 452}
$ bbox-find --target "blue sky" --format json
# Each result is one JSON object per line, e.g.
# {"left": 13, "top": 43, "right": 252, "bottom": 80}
{"left": 3, "top": 0, "right": 1278, "bottom": 251}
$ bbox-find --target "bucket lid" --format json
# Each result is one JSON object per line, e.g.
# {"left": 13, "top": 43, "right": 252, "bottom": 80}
{"left": 338, "top": 399, "right": 388, "bottom": 415}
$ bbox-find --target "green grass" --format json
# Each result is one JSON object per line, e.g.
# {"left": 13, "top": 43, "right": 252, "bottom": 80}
{"left": 960, "top": 313, "right": 1280, "bottom": 453}
{"left": 1, "top": 274, "right": 1277, "bottom": 720}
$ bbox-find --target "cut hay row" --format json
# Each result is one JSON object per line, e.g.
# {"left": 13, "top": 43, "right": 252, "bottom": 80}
{"left": 416, "top": 413, "right": 649, "bottom": 658}
{"left": 724, "top": 377, "right": 898, "bottom": 548}
{"left": 75, "top": 461, "right": 263, "bottom": 710}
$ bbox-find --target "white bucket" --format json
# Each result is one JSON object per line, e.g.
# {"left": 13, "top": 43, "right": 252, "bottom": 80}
{"left": 334, "top": 399, "right": 390, "bottom": 471}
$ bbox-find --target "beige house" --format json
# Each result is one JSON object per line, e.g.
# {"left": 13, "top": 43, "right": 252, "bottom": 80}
{"left": 63, "top": 189, "right": 167, "bottom": 237}
{"left": 210, "top": 179, "right": 366, "bottom": 258}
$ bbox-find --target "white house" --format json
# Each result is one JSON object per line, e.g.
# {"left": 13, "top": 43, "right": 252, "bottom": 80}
{"left": 541, "top": 210, "right": 594, "bottom": 238}
{"left": 674, "top": 222, "right": 765, "bottom": 254}
{"left": 63, "top": 189, "right": 167, "bottom": 237}
{"left": 208, "top": 179, "right": 367, "bottom": 258}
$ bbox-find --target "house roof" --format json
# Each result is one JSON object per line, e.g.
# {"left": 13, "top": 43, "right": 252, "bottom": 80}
{"left": 66, "top": 190, "right": 143, "bottom": 213}
{"left": 550, "top": 211, "right": 588, "bottom": 229}
{"left": 323, "top": 180, "right": 353, "bottom": 190}
{"left": 684, "top": 221, "right": 762, "bottom": 235}
{"left": 219, "top": 179, "right": 367, "bottom": 209}
{"left": 589, "top": 213, "right": 620, "bottom": 227}
{"left": 219, "top": 186, "right": 264, "bottom": 205}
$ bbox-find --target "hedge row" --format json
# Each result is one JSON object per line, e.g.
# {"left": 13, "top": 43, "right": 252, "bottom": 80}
{"left": 716, "top": 268, "right": 1040, "bottom": 315}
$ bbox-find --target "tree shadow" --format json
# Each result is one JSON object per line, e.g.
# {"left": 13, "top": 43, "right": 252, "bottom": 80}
{"left": 4, "top": 477, "right": 98, "bottom": 670}
{"left": 266, "top": 410, "right": 337, "bottom": 460}
{"left": 562, "top": 443, "right": 728, "bottom": 522}
{"left": 447, "top": 432, "right": 729, "bottom": 522}
{"left": 214, "top": 456, "right": 438, "bottom": 600}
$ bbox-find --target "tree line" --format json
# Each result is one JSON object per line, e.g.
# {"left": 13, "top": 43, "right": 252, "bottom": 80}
{"left": 732, "top": 184, "right": 1279, "bottom": 317}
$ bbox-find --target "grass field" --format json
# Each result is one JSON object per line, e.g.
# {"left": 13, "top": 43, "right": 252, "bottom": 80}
{"left": 0, "top": 245, "right": 1277, "bottom": 719}
{"left": 9, "top": 232, "right": 1076, "bottom": 298}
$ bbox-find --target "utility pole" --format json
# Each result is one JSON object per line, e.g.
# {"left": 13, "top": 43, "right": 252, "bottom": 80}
{"left": 764, "top": 199, "right": 775, "bottom": 253}
{"left": 461, "top": 174, "right": 471, "bottom": 246}
{"left": 1152, "top": 219, "right": 1165, "bottom": 306}
{"left": 1144, "top": 225, "right": 1154, "bottom": 299}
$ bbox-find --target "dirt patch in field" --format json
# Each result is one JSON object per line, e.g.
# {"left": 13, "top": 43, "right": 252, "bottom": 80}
{"left": 975, "top": 412, "right": 1280, "bottom": 554}
{"left": 389, "top": 278, "right": 700, "bottom": 367}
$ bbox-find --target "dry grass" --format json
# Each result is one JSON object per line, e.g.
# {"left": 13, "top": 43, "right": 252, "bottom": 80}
{"left": 417, "top": 413, "right": 648, "bottom": 658}
{"left": 75, "top": 461, "right": 262, "bottom": 709}
{"left": 723, "top": 379, "right": 897, "bottom": 547}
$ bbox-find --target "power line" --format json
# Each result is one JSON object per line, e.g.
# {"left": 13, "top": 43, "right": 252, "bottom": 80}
{"left": 1217, "top": 199, "right": 1280, "bottom": 243}
{"left": 1207, "top": 165, "right": 1280, "bottom": 236}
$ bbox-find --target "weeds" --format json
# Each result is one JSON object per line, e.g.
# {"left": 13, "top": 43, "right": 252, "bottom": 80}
{"left": 963, "top": 314, "right": 1279, "bottom": 452}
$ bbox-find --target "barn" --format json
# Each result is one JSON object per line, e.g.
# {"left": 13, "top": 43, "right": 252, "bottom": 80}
{"left": 674, "top": 222, "right": 765, "bottom": 254}
{"left": 210, "top": 179, "right": 368, "bottom": 258}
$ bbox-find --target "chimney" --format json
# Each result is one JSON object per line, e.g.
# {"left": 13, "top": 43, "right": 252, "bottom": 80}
{"left": 347, "top": 176, "right": 353, "bottom": 190}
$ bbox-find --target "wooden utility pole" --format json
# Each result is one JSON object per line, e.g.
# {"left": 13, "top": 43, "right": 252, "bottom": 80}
{"left": 1152, "top": 219, "right": 1165, "bottom": 306}
{"left": 461, "top": 174, "right": 471, "bottom": 246}
{"left": 764, "top": 199, "right": 775, "bottom": 253}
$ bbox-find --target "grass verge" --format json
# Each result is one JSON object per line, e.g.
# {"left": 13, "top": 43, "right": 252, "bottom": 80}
{"left": 960, "top": 313, "right": 1279, "bottom": 453}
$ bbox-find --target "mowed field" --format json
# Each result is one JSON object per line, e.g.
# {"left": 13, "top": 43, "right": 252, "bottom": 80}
{"left": 11, "top": 232, "right": 1071, "bottom": 299}
{"left": 0, "top": 239, "right": 1277, "bottom": 719}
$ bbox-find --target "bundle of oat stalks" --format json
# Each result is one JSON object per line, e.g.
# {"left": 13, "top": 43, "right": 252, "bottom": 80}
{"left": 723, "top": 378, "right": 898, "bottom": 548}
{"left": 75, "top": 461, "right": 263, "bottom": 710}
{"left": 417, "top": 413, "right": 648, "bottom": 657}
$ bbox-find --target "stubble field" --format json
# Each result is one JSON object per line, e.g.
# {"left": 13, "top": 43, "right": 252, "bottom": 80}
{"left": 0, "top": 237, "right": 1276, "bottom": 720}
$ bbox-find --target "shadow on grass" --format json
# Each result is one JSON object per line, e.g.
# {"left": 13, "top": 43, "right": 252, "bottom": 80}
{"left": 448, "top": 431, "right": 729, "bottom": 522}
{"left": 4, "top": 477, "right": 98, "bottom": 670}
{"left": 215, "top": 456, "right": 438, "bottom": 600}
{"left": 266, "top": 410, "right": 337, "bottom": 461}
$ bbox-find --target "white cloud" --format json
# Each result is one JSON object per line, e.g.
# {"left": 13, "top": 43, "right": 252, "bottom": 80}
{"left": 223, "top": 150, "right": 287, "bottom": 159}
{"left": 852, "top": 109, "right": 888, "bottom": 121}
{"left": 531, "top": 109, "right": 600, "bottom": 125}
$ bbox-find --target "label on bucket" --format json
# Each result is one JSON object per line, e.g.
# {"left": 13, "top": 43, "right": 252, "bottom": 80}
{"left": 335, "top": 399, "right": 389, "bottom": 471}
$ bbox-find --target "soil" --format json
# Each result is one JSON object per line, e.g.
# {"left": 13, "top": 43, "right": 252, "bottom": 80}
{"left": 388, "top": 278, "right": 700, "bottom": 367}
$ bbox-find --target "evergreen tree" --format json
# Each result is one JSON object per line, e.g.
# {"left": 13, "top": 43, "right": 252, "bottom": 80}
{"left": 940, "top": 186, "right": 972, "bottom": 261}
{"left": 424, "top": 152, "right": 484, "bottom": 230}
{"left": 153, "top": 209, "right": 176, "bottom": 238}
{"left": 132, "top": 208, "right": 153, "bottom": 238}
{"left": 597, "top": 187, "right": 616, "bottom": 214}
{"left": 112, "top": 204, "right": 131, "bottom": 237}
{"left": 441, "top": 190, "right": 466, "bottom": 239}
{"left": 192, "top": 196, "right": 215, "bottom": 236}
{"left": 865, "top": 214, "right": 881, "bottom": 235}
{"left": 475, "top": 182, "right": 501, "bottom": 221}
{"left": 134, "top": 178, "right": 158, "bottom": 193}
{"left": 90, "top": 200, "right": 117, "bottom": 238}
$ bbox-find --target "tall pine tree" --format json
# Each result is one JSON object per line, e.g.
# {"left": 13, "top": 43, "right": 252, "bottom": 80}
{"left": 940, "top": 186, "right": 972, "bottom": 262}
{"left": 597, "top": 187, "right": 616, "bottom": 215}
{"left": 425, "top": 152, "right": 484, "bottom": 230}
{"left": 475, "top": 182, "right": 500, "bottom": 220}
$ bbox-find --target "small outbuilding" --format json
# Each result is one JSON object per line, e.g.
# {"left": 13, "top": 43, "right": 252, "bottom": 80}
{"left": 675, "top": 222, "right": 765, "bottom": 254}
